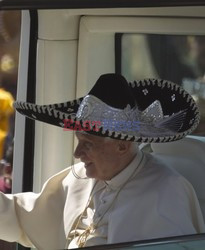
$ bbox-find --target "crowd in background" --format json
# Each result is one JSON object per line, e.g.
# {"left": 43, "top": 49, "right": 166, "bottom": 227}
{"left": 0, "top": 10, "right": 20, "bottom": 194}
{"left": 0, "top": 10, "right": 20, "bottom": 250}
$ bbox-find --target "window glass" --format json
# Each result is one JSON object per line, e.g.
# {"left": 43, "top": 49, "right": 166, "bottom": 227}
{"left": 121, "top": 34, "right": 205, "bottom": 135}
{"left": 101, "top": 237, "right": 205, "bottom": 249}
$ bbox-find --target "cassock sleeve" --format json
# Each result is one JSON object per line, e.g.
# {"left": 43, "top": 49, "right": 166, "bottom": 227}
{"left": 0, "top": 167, "right": 70, "bottom": 248}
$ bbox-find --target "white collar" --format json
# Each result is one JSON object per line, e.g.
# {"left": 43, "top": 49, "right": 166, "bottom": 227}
{"left": 105, "top": 150, "right": 144, "bottom": 190}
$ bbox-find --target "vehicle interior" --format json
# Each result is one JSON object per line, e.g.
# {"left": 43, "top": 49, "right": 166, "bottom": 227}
{"left": 0, "top": 0, "right": 205, "bottom": 249}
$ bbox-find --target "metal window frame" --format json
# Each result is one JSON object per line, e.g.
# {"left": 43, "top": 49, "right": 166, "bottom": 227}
{"left": 22, "top": 10, "right": 38, "bottom": 192}
{"left": 82, "top": 234, "right": 205, "bottom": 249}
{"left": 0, "top": 0, "right": 205, "bottom": 10}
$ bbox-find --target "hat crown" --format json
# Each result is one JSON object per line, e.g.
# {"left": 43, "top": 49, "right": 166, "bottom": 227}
{"left": 89, "top": 73, "right": 136, "bottom": 109}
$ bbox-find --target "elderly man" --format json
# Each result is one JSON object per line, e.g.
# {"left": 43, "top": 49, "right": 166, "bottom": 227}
{"left": 0, "top": 73, "right": 204, "bottom": 249}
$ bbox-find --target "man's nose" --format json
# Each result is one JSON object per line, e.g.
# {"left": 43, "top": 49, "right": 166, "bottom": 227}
{"left": 73, "top": 143, "right": 83, "bottom": 159}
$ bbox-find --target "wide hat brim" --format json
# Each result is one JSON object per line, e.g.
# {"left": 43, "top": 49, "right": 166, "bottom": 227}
{"left": 14, "top": 78, "right": 200, "bottom": 143}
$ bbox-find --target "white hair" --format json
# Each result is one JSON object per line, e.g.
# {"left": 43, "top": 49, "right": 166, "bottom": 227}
{"left": 103, "top": 136, "right": 140, "bottom": 152}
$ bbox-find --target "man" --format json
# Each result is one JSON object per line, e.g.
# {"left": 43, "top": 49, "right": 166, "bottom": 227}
{"left": 0, "top": 73, "right": 204, "bottom": 249}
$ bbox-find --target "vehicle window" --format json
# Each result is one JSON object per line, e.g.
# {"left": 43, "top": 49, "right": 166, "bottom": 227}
{"left": 121, "top": 34, "right": 205, "bottom": 135}
{"left": 82, "top": 235, "right": 205, "bottom": 249}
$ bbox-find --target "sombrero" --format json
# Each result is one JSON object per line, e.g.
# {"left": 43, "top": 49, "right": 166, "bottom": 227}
{"left": 13, "top": 73, "right": 200, "bottom": 143}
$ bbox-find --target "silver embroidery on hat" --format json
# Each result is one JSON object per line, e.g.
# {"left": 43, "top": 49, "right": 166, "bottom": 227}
{"left": 76, "top": 95, "right": 140, "bottom": 123}
{"left": 76, "top": 95, "right": 186, "bottom": 136}
{"left": 171, "top": 94, "right": 176, "bottom": 101}
{"left": 142, "top": 89, "right": 148, "bottom": 95}
{"left": 141, "top": 100, "right": 163, "bottom": 122}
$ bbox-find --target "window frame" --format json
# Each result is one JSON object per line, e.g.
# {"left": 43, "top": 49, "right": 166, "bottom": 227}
{"left": 0, "top": 0, "right": 205, "bottom": 11}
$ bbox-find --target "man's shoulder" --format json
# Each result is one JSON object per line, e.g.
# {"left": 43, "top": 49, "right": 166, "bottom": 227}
{"left": 146, "top": 152, "right": 195, "bottom": 183}
{"left": 136, "top": 152, "right": 192, "bottom": 192}
{"left": 140, "top": 152, "right": 181, "bottom": 178}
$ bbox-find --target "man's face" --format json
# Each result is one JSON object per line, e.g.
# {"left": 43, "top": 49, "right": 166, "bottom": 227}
{"left": 74, "top": 132, "right": 121, "bottom": 180}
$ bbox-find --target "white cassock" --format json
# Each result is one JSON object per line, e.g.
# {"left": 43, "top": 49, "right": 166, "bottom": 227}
{"left": 0, "top": 151, "right": 204, "bottom": 250}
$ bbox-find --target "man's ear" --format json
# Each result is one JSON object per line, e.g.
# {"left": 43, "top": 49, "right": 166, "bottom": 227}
{"left": 117, "top": 141, "right": 131, "bottom": 155}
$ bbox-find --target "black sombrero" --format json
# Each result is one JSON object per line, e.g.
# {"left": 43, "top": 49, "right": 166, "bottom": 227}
{"left": 14, "top": 73, "right": 200, "bottom": 143}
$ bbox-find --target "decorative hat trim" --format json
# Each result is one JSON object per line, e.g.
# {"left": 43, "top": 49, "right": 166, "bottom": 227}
{"left": 13, "top": 76, "right": 200, "bottom": 143}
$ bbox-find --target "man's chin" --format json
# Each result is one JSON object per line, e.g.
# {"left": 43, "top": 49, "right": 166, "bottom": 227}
{"left": 85, "top": 169, "right": 96, "bottom": 179}
{"left": 84, "top": 164, "right": 96, "bottom": 179}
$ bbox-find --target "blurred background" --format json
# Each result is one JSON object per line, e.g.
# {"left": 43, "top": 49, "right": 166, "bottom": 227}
{"left": 0, "top": 10, "right": 20, "bottom": 250}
